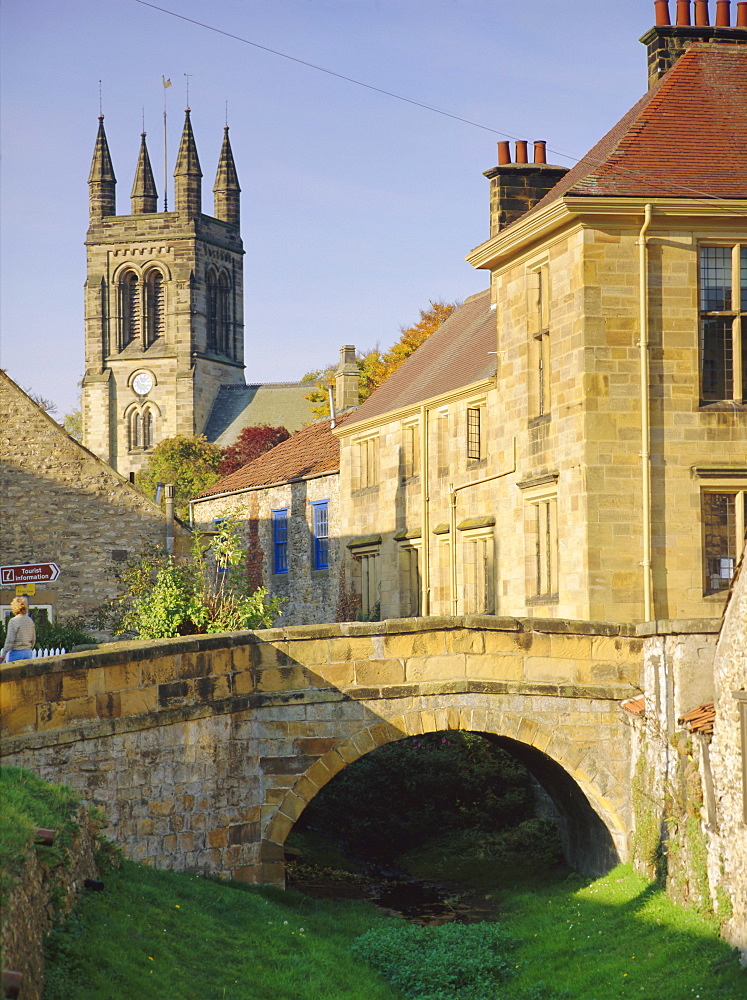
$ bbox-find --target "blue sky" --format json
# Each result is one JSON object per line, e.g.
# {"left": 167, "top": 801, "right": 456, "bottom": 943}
{"left": 1, "top": 0, "right": 657, "bottom": 418}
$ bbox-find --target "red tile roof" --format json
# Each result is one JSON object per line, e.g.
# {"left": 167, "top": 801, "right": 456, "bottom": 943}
{"left": 533, "top": 46, "right": 747, "bottom": 210}
{"left": 678, "top": 701, "right": 716, "bottom": 735}
{"left": 341, "top": 289, "right": 495, "bottom": 427}
{"left": 196, "top": 418, "right": 340, "bottom": 498}
{"left": 622, "top": 696, "right": 646, "bottom": 716}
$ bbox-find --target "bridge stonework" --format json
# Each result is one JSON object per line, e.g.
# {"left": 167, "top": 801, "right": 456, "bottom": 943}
{"left": 0, "top": 617, "right": 645, "bottom": 883}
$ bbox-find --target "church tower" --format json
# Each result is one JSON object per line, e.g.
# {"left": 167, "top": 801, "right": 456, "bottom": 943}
{"left": 81, "top": 110, "right": 245, "bottom": 479}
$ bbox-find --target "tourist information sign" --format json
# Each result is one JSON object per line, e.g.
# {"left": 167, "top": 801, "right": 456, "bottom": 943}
{"left": 0, "top": 563, "right": 60, "bottom": 586}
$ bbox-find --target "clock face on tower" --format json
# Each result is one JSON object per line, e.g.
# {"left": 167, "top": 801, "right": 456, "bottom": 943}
{"left": 133, "top": 372, "right": 154, "bottom": 396}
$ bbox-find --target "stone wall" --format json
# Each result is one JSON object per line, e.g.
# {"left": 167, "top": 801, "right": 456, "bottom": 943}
{"left": 1, "top": 618, "right": 643, "bottom": 884}
{"left": 0, "top": 372, "right": 189, "bottom": 621}
{"left": 1, "top": 805, "right": 101, "bottom": 1000}
{"left": 193, "top": 471, "right": 340, "bottom": 627}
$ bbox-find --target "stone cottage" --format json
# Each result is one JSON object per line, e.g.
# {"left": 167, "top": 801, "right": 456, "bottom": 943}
{"left": 0, "top": 371, "right": 189, "bottom": 622}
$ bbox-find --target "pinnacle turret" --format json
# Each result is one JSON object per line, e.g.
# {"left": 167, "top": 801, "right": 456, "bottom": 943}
{"left": 213, "top": 126, "right": 241, "bottom": 228}
{"left": 131, "top": 132, "right": 158, "bottom": 214}
{"left": 88, "top": 115, "right": 116, "bottom": 222}
{"left": 174, "top": 108, "right": 202, "bottom": 217}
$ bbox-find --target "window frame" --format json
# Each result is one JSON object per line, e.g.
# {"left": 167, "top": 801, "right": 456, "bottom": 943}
{"left": 310, "top": 500, "right": 330, "bottom": 570}
{"left": 701, "top": 486, "right": 747, "bottom": 595}
{"left": 699, "top": 242, "right": 747, "bottom": 405}
{"left": 528, "top": 262, "right": 551, "bottom": 419}
{"left": 520, "top": 478, "right": 559, "bottom": 603}
{"left": 401, "top": 420, "right": 420, "bottom": 481}
{"left": 350, "top": 545, "right": 380, "bottom": 618}
{"left": 354, "top": 433, "right": 379, "bottom": 491}
{"left": 272, "top": 508, "right": 289, "bottom": 575}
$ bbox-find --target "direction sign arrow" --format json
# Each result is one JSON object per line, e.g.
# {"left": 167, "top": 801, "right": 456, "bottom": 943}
{"left": 1, "top": 563, "right": 60, "bottom": 586}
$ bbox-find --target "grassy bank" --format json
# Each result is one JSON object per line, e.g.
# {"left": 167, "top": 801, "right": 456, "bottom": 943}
{"left": 0, "top": 767, "right": 84, "bottom": 911}
{"left": 42, "top": 848, "right": 745, "bottom": 1000}
{"left": 43, "top": 860, "right": 402, "bottom": 1000}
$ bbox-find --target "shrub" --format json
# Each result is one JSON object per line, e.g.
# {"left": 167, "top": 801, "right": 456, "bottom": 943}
{"left": 352, "top": 920, "right": 517, "bottom": 999}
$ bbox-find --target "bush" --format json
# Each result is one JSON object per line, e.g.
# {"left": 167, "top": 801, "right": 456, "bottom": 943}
{"left": 352, "top": 920, "right": 517, "bottom": 999}
{"left": 118, "top": 518, "right": 284, "bottom": 639}
{"left": 298, "top": 732, "right": 533, "bottom": 859}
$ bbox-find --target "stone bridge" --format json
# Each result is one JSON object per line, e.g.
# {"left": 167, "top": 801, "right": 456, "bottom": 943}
{"left": 0, "top": 616, "right": 646, "bottom": 884}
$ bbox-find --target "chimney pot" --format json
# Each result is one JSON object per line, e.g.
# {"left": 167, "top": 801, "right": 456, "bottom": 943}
{"left": 497, "top": 140, "right": 511, "bottom": 165}
{"left": 654, "top": 0, "right": 672, "bottom": 24}
{"left": 676, "top": 0, "right": 692, "bottom": 23}
{"left": 738, "top": 1, "right": 747, "bottom": 24}
{"left": 715, "top": 0, "right": 731, "bottom": 24}
{"left": 694, "top": 0, "right": 709, "bottom": 24}
{"left": 533, "top": 140, "right": 547, "bottom": 164}
{"left": 515, "top": 140, "right": 528, "bottom": 164}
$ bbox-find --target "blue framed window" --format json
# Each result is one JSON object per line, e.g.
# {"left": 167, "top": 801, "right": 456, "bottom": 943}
{"left": 311, "top": 500, "right": 329, "bottom": 569}
{"left": 272, "top": 508, "right": 289, "bottom": 574}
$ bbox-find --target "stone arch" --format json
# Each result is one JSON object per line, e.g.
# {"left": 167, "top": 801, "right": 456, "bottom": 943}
{"left": 142, "top": 264, "right": 169, "bottom": 347}
{"left": 206, "top": 265, "right": 231, "bottom": 355}
{"left": 117, "top": 266, "right": 140, "bottom": 349}
{"left": 263, "top": 706, "right": 628, "bottom": 880}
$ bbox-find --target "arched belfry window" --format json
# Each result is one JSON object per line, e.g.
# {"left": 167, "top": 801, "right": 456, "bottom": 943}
{"left": 120, "top": 271, "right": 140, "bottom": 349}
{"left": 207, "top": 268, "right": 231, "bottom": 355}
{"left": 145, "top": 270, "right": 165, "bottom": 347}
{"left": 219, "top": 272, "right": 231, "bottom": 355}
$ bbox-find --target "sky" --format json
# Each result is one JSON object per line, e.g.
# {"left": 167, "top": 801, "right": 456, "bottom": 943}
{"left": 1, "top": 0, "right": 658, "bottom": 419}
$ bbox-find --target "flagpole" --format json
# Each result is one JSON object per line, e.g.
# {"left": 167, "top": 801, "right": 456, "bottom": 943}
{"left": 162, "top": 76, "right": 171, "bottom": 211}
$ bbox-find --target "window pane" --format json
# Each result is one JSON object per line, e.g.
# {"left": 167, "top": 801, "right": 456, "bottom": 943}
{"left": 467, "top": 408, "right": 481, "bottom": 460}
{"left": 700, "top": 247, "right": 732, "bottom": 312}
{"left": 273, "top": 510, "right": 288, "bottom": 573}
{"left": 741, "top": 246, "right": 747, "bottom": 306}
{"left": 313, "top": 503, "right": 329, "bottom": 569}
{"left": 703, "top": 493, "right": 736, "bottom": 593}
{"left": 701, "top": 316, "right": 733, "bottom": 400}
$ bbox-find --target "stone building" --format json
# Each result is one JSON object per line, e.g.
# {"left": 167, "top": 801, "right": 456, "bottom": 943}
{"left": 191, "top": 418, "right": 341, "bottom": 626}
{"left": 0, "top": 372, "right": 189, "bottom": 622}
{"left": 81, "top": 111, "right": 313, "bottom": 481}
{"left": 335, "top": 2, "right": 747, "bottom": 624}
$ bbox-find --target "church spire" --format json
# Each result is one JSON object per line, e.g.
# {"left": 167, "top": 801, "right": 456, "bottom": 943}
{"left": 88, "top": 115, "right": 116, "bottom": 222}
{"left": 130, "top": 132, "right": 158, "bottom": 214}
{"left": 174, "top": 108, "right": 202, "bottom": 218}
{"left": 213, "top": 125, "right": 241, "bottom": 228}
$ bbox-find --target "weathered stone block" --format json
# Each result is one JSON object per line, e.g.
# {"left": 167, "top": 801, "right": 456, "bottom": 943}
{"left": 355, "top": 658, "right": 405, "bottom": 687}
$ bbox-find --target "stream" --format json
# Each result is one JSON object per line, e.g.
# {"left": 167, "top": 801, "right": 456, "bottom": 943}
{"left": 285, "top": 848, "right": 502, "bottom": 925}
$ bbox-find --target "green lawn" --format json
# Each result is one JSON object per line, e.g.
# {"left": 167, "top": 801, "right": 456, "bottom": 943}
{"left": 43, "top": 860, "right": 403, "bottom": 1000}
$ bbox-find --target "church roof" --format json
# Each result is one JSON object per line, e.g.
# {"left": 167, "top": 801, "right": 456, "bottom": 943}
{"left": 340, "top": 289, "right": 495, "bottom": 428}
{"left": 197, "top": 417, "right": 341, "bottom": 498}
{"left": 532, "top": 45, "right": 747, "bottom": 208}
{"left": 204, "top": 382, "right": 317, "bottom": 447}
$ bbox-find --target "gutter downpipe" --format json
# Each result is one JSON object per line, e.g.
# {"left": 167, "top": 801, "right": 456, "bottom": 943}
{"left": 449, "top": 437, "right": 516, "bottom": 616}
{"left": 639, "top": 204, "right": 653, "bottom": 622}
{"left": 420, "top": 404, "right": 430, "bottom": 616}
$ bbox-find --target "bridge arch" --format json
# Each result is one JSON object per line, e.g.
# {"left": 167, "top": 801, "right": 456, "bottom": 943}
{"left": 264, "top": 707, "right": 628, "bottom": 882}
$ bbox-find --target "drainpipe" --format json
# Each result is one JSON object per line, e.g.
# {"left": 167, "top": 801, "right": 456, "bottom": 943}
{"left": 329, "top": 385, "right": 337, "bottom": 429}
{"left": 449, "top": 438, "right": 516, "bottom": 615}
{"left": 165, "top": 483, "right": 175, "bottom": 555}
{"left": 419, "top": 404, "right": 430, "bottom": 616}
{"left": 638, "top": 205, "right": 653, "bottom": 622}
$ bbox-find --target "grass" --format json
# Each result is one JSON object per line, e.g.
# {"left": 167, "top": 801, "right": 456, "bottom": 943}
{"left": 0, "top": 766, "right": 83, "bottom": 911}
{"left": 398, "top": 834, "right": 745, "bottom": 1000}
{"left": 43, "top": 859, "right": 403, "bottom": 1000}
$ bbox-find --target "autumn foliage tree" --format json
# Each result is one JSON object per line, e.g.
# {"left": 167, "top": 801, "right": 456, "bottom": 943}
{"left": 304, "top": 300, "right": 457, "bottom": 418}
{"left": 136, "top": 435, "right": 222, "bottom": 520}
{"left": 218, "top": 424, "right": 290, "bottom": 476}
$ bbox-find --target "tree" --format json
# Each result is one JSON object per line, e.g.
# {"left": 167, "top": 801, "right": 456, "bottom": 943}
{"left": 63, "top": 410, "right": 83, "bottom": 441}
{"left": 218, "top": 424, "right": 290, "bottom": 476}
{"left": 135, "top": 435, "right": 222, "bottom": 520}
{"left": 304, "top": 300, "right": 457, "bottom": 418}
{"left": 118, "top": 517, "right": 283, "bottom": 639}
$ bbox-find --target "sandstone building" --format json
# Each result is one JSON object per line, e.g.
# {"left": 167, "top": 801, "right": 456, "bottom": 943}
{"left": 81, "top": 111, "right": 313, "bottom": 481}
{"left": 0, "top": 372, "right": 189, "bottom": 622}
{"left": 335, "top": 5, "right": 747, "bottom": 624}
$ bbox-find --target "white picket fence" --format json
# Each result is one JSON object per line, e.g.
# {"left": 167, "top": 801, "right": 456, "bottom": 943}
{"left": 30, "top": 647, "right": 67, "bottom": 659}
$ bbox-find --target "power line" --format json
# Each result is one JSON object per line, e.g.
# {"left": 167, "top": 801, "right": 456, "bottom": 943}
{"left": 131, "top": 0, "right": 746, "bottom": 212}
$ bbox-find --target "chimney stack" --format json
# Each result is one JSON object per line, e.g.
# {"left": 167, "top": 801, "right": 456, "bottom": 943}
{"left": 641, "top": 0, "right": 747, "bottom": 87}
{"left": 484, "top": 140, "right": 568, "bottom": 236}
{"left": 334, "top": 345, "right": 360, "bottom": 413}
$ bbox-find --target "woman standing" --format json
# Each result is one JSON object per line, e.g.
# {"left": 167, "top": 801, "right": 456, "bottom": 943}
{"left": 0, "top": 597, "right": 36, "bottom": 662}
